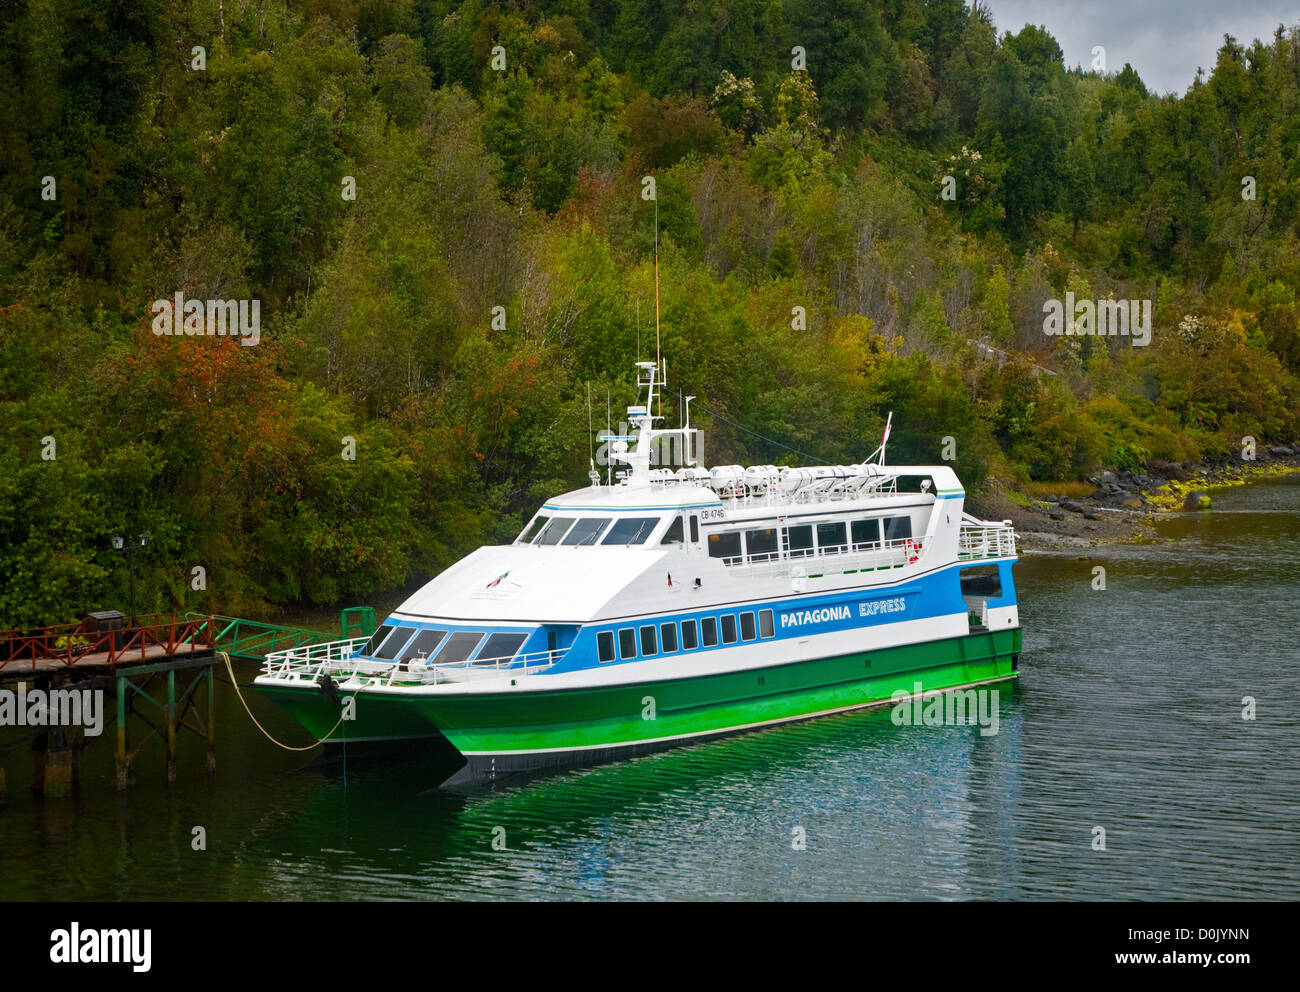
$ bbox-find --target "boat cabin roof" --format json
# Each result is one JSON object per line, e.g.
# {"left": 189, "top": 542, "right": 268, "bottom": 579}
{"left": 541, "top": 484, "right": 720, "bottom": 512}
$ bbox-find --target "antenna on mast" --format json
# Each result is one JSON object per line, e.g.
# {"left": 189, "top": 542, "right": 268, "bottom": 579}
{"left": 654, "top": 185, "right": 661, "bottom": 419}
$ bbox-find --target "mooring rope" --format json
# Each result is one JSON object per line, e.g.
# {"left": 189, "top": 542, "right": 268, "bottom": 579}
{"left": 218, "top": 650, "right": 359, "bottom": 752}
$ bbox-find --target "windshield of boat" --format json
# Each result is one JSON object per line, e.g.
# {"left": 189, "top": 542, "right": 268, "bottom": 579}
{"left": 517, "top": 514, "right": 662, "bottom": 546}
{"left": 516, "top": 515, "right": 549, "bottom": 543}
{"left": 602, "top": 516, "right": 660, "bottom": 545}
{"left": 536, "top": 517, "right": 575, "bottom": 545}
{"left": 561, "top": 517, "right": 610, "bottom": 545}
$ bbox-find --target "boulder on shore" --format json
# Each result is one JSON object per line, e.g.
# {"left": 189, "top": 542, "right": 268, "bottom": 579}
{"left": 1183, "top": 491, "right": 1211, "bottom": 510}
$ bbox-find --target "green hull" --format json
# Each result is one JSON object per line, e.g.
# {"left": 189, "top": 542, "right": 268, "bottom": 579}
{"left": 257, "top": 627, "right": 1021, "bottom": 783}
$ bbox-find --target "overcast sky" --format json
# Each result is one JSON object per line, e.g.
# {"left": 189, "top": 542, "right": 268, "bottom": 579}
{"left": 984, "top": 0, "right": 1300, "bottom": 94}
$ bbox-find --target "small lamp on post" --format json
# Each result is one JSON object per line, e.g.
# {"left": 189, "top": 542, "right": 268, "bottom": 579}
{"left": 111, "top": 532, "right": 149, "bottom": 628}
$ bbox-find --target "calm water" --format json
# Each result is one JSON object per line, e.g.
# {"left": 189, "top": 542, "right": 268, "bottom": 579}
{"left": 3, "top": 479, "right": 1299, "bottom": 901}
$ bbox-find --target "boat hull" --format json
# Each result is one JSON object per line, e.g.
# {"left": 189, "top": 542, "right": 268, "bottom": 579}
{"left": 256, "top": 626, "right": 1021, "bottom": 788}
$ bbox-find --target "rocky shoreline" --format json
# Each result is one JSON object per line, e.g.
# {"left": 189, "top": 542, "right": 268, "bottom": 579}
{"left": 968, "top": 445, "right": 1300, "bottom": 551}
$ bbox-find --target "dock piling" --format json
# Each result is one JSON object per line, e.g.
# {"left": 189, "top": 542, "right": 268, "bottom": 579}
{"left": 115, "top": 673, "right": 129, "bottom": 791}
{"left": 44, "top": 736, "right": 73, "bottom": 798}
{"left": 166, "top": 668, "right": 177, "bottom": 784}
{"left": 205, "top": 664, "right": 216, "bottom": 774}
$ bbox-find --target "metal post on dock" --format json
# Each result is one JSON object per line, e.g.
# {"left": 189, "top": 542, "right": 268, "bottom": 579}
{"left": 206, "top": 663, "right": 216, "bottom": 774}
{"left": 166, "top": 668, "right": 177, "bottom": 784}
{"left": 115, "top": 671, "right": 129, "bottom": 791}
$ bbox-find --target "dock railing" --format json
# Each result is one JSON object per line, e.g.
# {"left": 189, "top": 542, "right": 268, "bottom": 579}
{"left": 0, "top": 614, "right": 214, "bottom": 674}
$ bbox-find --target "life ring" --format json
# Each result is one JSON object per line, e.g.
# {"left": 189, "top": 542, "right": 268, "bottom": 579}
{"left": 904, "top": 539, "right": 919, "bottom": 563}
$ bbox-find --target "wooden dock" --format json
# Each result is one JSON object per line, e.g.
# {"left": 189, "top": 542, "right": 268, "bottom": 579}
{"left": 0, "top": 640, "right": 212, "bottom": 678}
{"left": 1, "top": 609, "right": 371, "bottom": 800}
{"left": 0, "top": 614, "right": 218, "bottom": 797}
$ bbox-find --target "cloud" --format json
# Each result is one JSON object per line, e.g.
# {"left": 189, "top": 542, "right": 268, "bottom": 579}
{"left": 984, "top": 0, "right": 1300, "bottom": 94}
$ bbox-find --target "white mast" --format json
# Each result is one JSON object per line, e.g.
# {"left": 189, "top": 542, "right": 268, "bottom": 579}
{"left": 866, "top": 411, "right": 893, "bottom": 466}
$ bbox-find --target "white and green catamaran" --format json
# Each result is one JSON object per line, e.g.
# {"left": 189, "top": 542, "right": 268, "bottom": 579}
{"left": 255, "top": 360, "right": 1021, "bottom": 787}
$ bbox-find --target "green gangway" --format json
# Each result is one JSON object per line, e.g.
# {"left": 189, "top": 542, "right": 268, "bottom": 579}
{"left": 186, "top": 607, "right": 376, "bottom": 663}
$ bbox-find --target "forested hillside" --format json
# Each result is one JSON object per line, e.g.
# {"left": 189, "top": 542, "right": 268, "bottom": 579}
{"left": 3, "top": 0, "right": 1300, "bottom": 624}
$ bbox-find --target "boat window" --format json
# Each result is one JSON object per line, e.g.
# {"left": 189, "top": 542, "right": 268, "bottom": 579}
{"left": 783, "top": 524, "right": 814, "bottom": 558}
{"left": 740, "top": 612, "right": 757, "bottom": 641}
{"left": 603, "top": 516, "right": 660, "bottom": 545}
{"left": 618, "top": 628, "right": 637, "bottom": 659}
{"left": 745, "top": 527, "right": 779, "bottom": 562}
{"left": 518, "top": 515, "right": 549, "bottom": 544}
{"left": 399, "top": 628, "right": 448, "bottom": 662}
{"left": 374, "top": 627, "right": 416, "bottom": 660}
{"left": 707, "top": 531, "right": 742, "bottom": 560}
{"left": 363, "top": 624, "right": 394, "bottom": 655}
{"left": 478, "top": 632, "right": 528, "bottom": 664}
{"left": 959, "top": 565, "right": 1002, "bottom": 598}
{"left": 435, "top": 632, "right": 485, "bottom": 666}
{"left": 597, "top": 631, "right": 616, "bottom": 663}
{"left": 660, "top": 515, "right": 685, "bottom": 544}
{"left": 759, "top": 609, "right": 775, "bottom": 638}
{"left": 884, "top": 516, "right": 912, "bottom": 542}
{"left": 681, "top": 619, "right": 699, "bottom": 649}
{"left": 562, "top": 517, "right": 611, "bottom": 546}
{"left": 701, "top": 617, "right": 718, "bottom": 647}
{"left": 721, "top": 615, "right": 738, "bottom": 644}
{"left": 660, "top": 622, "right": 678, "bottom": 652}
{"left": 640, "top": 625, "right": 658, "bottom": 656}
{"left": 537, "top": 517, "right": 576, "bottom": 545}
{"left": 851, "top": 519, "right": 880, "bottom": 549}
{"left": 689, "top": 516, "right": 700, "bottom": 542}
{"left": 817, "top": 521, "right": 847, "bottom": 554}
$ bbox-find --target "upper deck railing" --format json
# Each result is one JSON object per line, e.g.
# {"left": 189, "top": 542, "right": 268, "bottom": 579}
{"left": 714, "top": 534, "right": 927, "bottom": 578}
{"left": 956, "top": 522, "right": 1017, "bottom": 560}
{"left": 716, "top": 520, "right": 1014, "bottom": 578}
{"left": 641, "top": 464, "right": 905, "bottom": 510}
